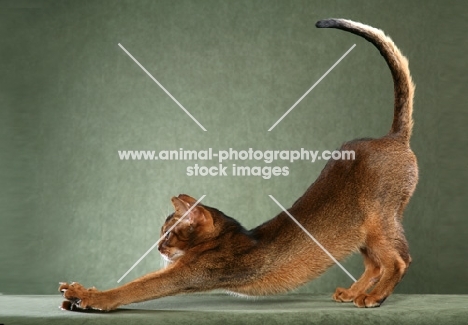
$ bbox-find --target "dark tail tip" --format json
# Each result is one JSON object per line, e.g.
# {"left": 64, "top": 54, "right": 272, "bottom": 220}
{"left": 315, "top": 19, "right": 339, "bottom": 28}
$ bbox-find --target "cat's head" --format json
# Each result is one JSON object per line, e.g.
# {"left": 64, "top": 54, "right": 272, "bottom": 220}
{"left": 158, "top": 194, "right": 216, "bottom": 263}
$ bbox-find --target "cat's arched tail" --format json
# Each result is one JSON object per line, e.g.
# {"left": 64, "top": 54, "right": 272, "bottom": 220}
{"left": 316, "top": 18, "right": 415, "bottom": 144}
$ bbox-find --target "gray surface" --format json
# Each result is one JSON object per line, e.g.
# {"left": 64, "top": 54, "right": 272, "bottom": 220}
{"left": 1, "top": 294, "right": 468, "bottom": 325}
{"left": 1, "top": 0, "right": 466, "bottom": 296}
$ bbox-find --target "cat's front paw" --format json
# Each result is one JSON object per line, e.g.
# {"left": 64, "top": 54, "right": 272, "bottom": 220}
{"left": 353, "top": 293, "right": 385, "bottom": 308}
{"left": 59, "top": 282, "right": 108, "bottom": 311}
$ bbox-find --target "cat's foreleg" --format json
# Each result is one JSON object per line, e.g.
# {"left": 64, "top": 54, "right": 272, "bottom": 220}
{"left": 59, "top": 263, "right": 208, "bottom": 311}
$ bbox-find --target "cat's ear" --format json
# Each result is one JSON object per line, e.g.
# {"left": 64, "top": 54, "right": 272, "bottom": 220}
{"left": 177, "top": 194, "right": 198, "bottom": 205}
{"left": 171, "top": 196, "right": 190, "bottom": 215}
{"left": 188, "top": 206, "right": 212, "bottom": 228}
{"left": 171, "top": 196, "right": 212, "bottom": 228}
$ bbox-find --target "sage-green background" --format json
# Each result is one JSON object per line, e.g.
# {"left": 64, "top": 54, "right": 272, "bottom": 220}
{"left": 1, "top": 0, "right": 466, "bottom": 295}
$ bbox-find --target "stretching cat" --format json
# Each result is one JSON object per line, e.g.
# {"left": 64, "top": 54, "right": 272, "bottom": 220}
{"left": 59, "top": 18, "right": 417, "bottom": 310}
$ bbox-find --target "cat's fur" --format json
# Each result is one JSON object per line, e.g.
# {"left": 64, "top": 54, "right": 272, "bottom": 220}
{"left": 59, "top": 18, "right": 417, "bottom": 310}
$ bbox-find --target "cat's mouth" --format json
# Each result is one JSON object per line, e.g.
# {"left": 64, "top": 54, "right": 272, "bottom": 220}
{"left": 160, "top": 251, "right": 184, "bottom": 263}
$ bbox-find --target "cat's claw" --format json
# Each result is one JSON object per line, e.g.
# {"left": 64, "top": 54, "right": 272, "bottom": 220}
{"left": 58, "top": 282, "right": 90, "bottom": 310}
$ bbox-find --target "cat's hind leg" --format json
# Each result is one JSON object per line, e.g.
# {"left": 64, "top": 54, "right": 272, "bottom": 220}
{"left": 352, "top": 227, "right": 411, "bottom": 308}
{"left": 333, "top": 247, "right": 381, "bottom": 303}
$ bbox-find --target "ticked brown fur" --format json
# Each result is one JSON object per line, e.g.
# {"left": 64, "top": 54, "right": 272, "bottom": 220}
{"left": 59, "top": 18, "right": 417, "bottom": 310}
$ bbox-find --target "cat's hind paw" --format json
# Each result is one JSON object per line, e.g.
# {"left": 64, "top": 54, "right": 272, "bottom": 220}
{"left": 353, "top": 293, "right": 386, "bottom": 308}
{"left": 332, "top": 287, "right": 355, "bottom": 302}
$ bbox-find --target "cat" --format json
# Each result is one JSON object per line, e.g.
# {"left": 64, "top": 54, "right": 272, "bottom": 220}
{"left": 59, "top": 18, "right": 417, "bottom": 310}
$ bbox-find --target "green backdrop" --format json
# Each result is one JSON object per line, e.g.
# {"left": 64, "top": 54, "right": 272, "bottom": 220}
{"left": 1, "top": 0, "right": 466, "bottom": 295}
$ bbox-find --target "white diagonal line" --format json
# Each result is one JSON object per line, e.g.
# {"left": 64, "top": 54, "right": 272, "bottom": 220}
{"left": 117, "top": 195, "right": 206, "bottom": 283}
{"left": 268, "top": 44, "right": 356, "bottom": 131}
{"left": 118, "top": 43, "right": 207, "bottom": 131}
{"left": 268, "top": 195, "right": 357, "bottom": 282}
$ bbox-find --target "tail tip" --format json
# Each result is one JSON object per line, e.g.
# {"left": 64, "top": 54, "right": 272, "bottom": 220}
{"left": 315, "top": 19, "right": 338, "bottom": 28}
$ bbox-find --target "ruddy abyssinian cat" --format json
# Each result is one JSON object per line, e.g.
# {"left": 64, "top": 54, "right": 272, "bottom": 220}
{"left": 59, "top": 18, "right": 417, "bottom": 310}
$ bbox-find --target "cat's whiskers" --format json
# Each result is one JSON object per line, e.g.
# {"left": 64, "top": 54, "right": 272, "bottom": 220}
{"left": 159, "top": 207, "right": 167, "bottom": 222}
{"left": 157, "top": 207, "right": 169, "bottom": 269}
